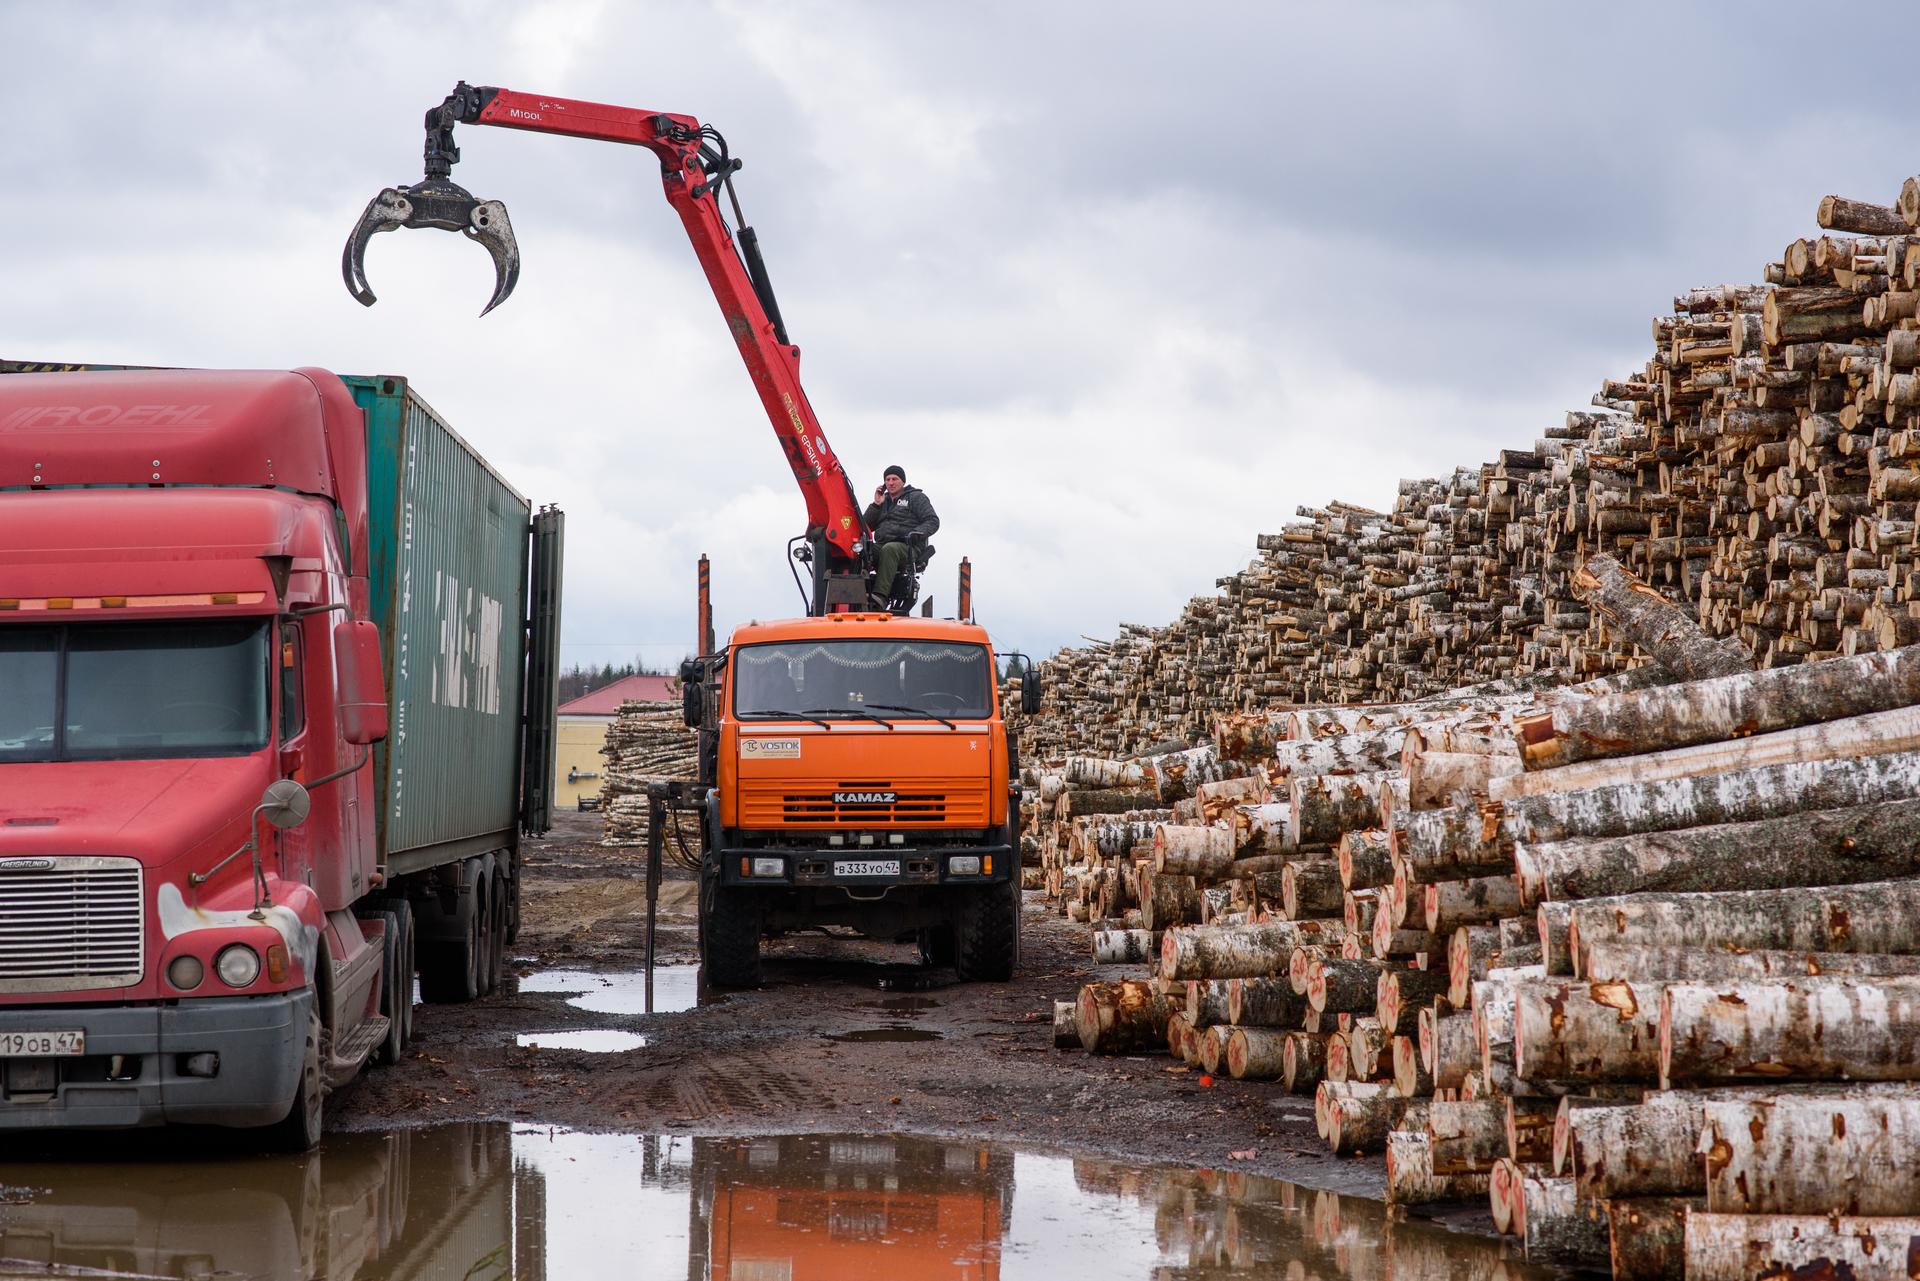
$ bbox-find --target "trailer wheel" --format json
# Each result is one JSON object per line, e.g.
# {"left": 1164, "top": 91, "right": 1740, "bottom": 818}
{"left": 701, "top": 873, "right": 763, "bottom": 988}
{"left": 954, "top": 878, "right": 1019, "bottom": 982}
{"left": 419, "top": 891, "right": 480, "bottom": 1004}
{"left": 264, "top": 1003, "right": 325, "bottom": 1152}
{"left": 480, "top": 881, "right": 508, "bottom": 996}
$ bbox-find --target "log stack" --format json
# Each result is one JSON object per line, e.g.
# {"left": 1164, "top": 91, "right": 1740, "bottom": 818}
{"left": 598, "top": 700, "right": 700, "bottom": 858}
{"left": 1017, "top": 181, "right": 1920, "bottom": 771}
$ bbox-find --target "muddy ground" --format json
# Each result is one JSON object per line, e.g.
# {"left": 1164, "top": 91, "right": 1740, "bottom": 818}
{"left": 333, "top": 810, "right": 1387, "bottom": 1202}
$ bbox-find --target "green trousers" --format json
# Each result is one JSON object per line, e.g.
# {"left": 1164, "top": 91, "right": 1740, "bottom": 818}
{"left": 874, "top": 541, "right": 913, "bottom": 601}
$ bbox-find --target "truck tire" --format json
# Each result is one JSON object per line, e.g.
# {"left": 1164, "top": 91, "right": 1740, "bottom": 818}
{"left": 372, "top": 903, "right": 413, "bottom": 1066}
{"left": 701, "top": 874, "right": 763, "bottom": 988}
{"left": 480, "top": 882, "right": 507, "bottom": 996}
{"left": 264, "top": 1003, "right": 324, "bottom": 1152}
{"left": 954, "top": 879, "right": 1019, "bottom": 983}
{"left": 419, "top": 893, "right": 480, "bottom": 1004}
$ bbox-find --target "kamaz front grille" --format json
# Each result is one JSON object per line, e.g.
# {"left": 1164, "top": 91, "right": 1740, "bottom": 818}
{"left": 740, "top": 780, "right": 990, "bottom": 827}
{"left": 0, "top": 857, "right": 144, "bottom": 992}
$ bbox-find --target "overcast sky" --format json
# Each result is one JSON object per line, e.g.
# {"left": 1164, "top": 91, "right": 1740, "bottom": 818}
{"left": 3, "top": 1, "right": 1910, "bottom": 672}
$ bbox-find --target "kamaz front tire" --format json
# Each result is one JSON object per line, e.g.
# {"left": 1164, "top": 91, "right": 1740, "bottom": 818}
{"left": 702, "top": 878, "right": 764, "bottom": 988}
{"left": 953, "top": 879, "right": 1018, "bottom": 982}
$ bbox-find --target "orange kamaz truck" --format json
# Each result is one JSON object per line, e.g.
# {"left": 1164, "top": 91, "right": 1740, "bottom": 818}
{"left": 685, "top": 612, "right": 1024, "bottom": 986}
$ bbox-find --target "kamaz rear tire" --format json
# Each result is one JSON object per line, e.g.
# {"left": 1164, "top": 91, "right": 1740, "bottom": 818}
{"left": 702, "top": 876, "right": 763, "bottom": 988}
{"left": 954, "top": 879, "right": 1019, "bottom": 982}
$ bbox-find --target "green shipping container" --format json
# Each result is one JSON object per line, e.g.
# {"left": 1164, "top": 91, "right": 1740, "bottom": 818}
{"left": 346, "top": 375, "right": 563, "bottom": 876}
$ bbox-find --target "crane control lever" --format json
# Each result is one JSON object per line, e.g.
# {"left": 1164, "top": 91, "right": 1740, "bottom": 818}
{"left": 342, "top": 85, "right": 521, "bottom": 315}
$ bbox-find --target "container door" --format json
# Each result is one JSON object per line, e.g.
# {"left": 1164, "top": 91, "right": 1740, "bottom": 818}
{"left": 520, "top": 506, "right": 565, "bottom": 834}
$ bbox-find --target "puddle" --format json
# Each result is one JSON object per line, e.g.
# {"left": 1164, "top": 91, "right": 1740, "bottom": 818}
{"left": 0, "top": 1124, "right": 1567, "bottom": 1280}
{"left": 516, "top": 1029, "right": 649, "bottom": 1053}
{"left": 824, "top": 1025, "right": 944, "bottom": 1044}
{"left": 514, "top": 965, "right": 709, "bottom": 1015}
{"left": 863, "top": 995, "right": 939, "bottom": 1016}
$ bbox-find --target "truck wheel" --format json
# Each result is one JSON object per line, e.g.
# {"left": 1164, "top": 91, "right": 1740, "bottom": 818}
{"left": 419, "top": 895, "right": 480, "bottom": 1004}
{"left": 481, "top": 884, "right": 508, "bottom": 996}
{"left": 264, "top": 1004, "right": 324, "bottom": 1152}
{"left": 701, "top": 876, "right": 763, "bottom": 988}
{"left": 372, "top": 903, "right": 412, "bottom": 1066}
{"left": 954, "top": 880, "right": 1018, "bottom": 983}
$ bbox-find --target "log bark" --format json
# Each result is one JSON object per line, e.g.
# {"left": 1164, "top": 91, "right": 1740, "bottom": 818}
{"left": 1538, "top": 901, "right": 1575, "bottom": 975}
{"left": 1372, "top": 914, "right": 1441, "bottom": 961}
{"left": 1284, "top": 1031, "right": 1327, "bottom": 1093}
{"left": 1571, "top": 553, "right": 1755, "bottom": 681}
{"left": 1141, "top": 873, "right": 1203, "bottom": 932}
{"left": 1490, "top": 705, "right": 1920, "bottom": 801}
{"left": 1143, "top": 742, "right": 1252, "bottom": 803}
{"left": 1076, "top": 980, "right": 1175, "bottom": 1053}
{"left": 1288, "top": 771, "right": 1389, "bottom": 847}
{"left": 1225, "top": 1026, "right": 1289, "bottom": 1080}
{"left": 1386, "top": 1129, "right": 1490, "bottom": 1205}
{"left": 1505, "top": 1096, "right": 1557, "bottom": 1164}
{"left": 1511, "top": 1172, "right": 1609, "bottom": 1267}
{"left": 1185, "top": 978, "right": 1234, "bottom": 1028}
{"left": 1228, "top": 802, "right": 1291, "bottom": 856}
{"left": 1053, "top": 999, "right": 1079, "bottom": 1049}
{"left": 1512, "top": 979, "right": 1663, "bottom": 1085}
{"left": 1516, "top": 796, "right": 1920, "bottom": 907}
{"left": 1160, "top": 919, "right": 1345, "bottom": 980}
{"left": 1306, "top": 957, "right": 1387, "bottom": 1015}
{"left": 1498, "top": 747, "right": 1920, "bottom": 845}
{"left": 1314, "top": 1080, "right": 1391, "bottom": 1141}
{"left": 1581, "top": 941, "right": 1920, "bottom": 983}
{"left": 1282, "top": 859, "right": 1346, "bottom": 920}
{"left": 1701, "top": 1096, "right": 1920, "bottom": 1215}
{"left": 1154, "top": 823, "right": 1237, "bottom": 882}
{"left": 1818, "top": 193, "right": 1910, "bottom": 235}
{"left": 1661, "top": 976, "right": 1920, "bottom": 1087}
{"left": 1568, "top": 879, "right": 1920, "bottom": 961}
{"left": 1093, "top": 928, "right": 1159, "bottom": 965}
{"left": 1602, "top": 1196, "right": 1701, "bottom": 1281}
{"left": 1392, "top": 1033, "right": 1431, "bottom": 1097}
{"left": 1423, "top": 874, "right": 1522, "bottom": 934}
{"left": 1273, "top": 727, "right": 1409, "bottom": 784}
{"left": 1424, "top": 1098, "right": 1513, "bottom": 1175}
{"left": 1227, "top": 976, "right": 1307, "bottom": 1027}
{"left": 1338, "top": 827, "right": 1395, "bottom": 889}
{"left": 1394, "top": 805, "right": 1516, "bottom": 883}
{"left": 1328, "top": 1092, "right": 1428, "bottom": 1156}
{"left": 1684, "top": 1211, "right": 1920, "bottom": 1281}
{"left": 1375, "top": 967, "right": 1449, "bottom": 1037}
{"left": 1516, "top": 645, "right": 1920, "bottom": 770}
{"left": 1406, "top": 749, "right": 1522, "bottom": 809}
{"left": 1423, "top": 1008, "right": 1477, "bottom": 1091}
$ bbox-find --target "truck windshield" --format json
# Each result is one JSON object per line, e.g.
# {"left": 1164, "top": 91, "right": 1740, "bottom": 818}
{"left": 0, "top": 621, "right": 271, "bottom": 762}
{"left": 733, "top": 640, "right": 993, "bottom": 719}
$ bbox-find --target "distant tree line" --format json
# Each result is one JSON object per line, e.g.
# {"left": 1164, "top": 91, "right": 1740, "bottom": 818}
{"left": 558, "top": 658, "right": 673, "bottom": 704}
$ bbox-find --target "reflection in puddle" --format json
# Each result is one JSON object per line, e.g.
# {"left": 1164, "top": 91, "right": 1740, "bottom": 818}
{"left": 0, "top": 1126, "right": 1559, "bottom": 1280}
{"left": 825, "top": 1025, "right": 944, "bottom": 1044}
{"left": 514, "top": 965, "right": 709, "bottom": 1015}
{"left": 864, "top": 995, "right": 939, "bottom": 1016}
{"left": 516, "top": 1030, "right": 649, "bottom": 1053}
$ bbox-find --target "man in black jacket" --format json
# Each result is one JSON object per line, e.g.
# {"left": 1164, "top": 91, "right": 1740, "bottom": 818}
{"left": 864, "top": 464, "right": 939, "bottom": 605}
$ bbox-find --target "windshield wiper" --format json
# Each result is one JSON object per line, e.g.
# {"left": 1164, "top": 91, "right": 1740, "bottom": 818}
{"left": 865, "top": 703, "right": 958, "bottom": 730}
{"left": 801, "top": 706, "right": 895, "bottom": 730}
{"left": 740, "top": 708, "right": 833, "bottom": 730}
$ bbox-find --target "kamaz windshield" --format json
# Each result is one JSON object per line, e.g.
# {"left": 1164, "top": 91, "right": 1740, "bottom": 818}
{"left": 733, "top": 640, "right": 994, "bottom": 720}
{"left": 0, "top": 620, "right": 271, "bottom": 762}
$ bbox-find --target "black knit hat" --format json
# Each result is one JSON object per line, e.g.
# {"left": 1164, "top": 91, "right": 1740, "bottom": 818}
{"left": 884, "top": 464, "right": 906, "bottom": 482}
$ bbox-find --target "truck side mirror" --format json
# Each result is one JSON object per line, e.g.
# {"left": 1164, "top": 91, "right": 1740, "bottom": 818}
{"left": 682, "top": 678, "right": 705, "bottom": 729}
{"left": 333, "top": 620, "right": 389, "bottom": 745}
{"left": 1021, "top": 669, "right": 1042, "bottom": 716}
{"left": 259, "top": 779, "right": 312, "bottom": 830}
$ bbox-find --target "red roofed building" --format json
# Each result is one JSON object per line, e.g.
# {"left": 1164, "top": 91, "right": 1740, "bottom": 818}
{"left": 556, "top": 674, "right": 681, "bottom": 809}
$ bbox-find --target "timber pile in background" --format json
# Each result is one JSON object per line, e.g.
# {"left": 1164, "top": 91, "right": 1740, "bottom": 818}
{"left": 1043, "top": 636, "right": 1920, "bottom": 1277}
{"left": 1033, "top": 177, "right": 1920, "bottom": 1280}
{"left": 1021, "top": 181, "right": 1920, "bottom": 762}
{"left": 598, "top": 700, "right": 699, "bottom": 853}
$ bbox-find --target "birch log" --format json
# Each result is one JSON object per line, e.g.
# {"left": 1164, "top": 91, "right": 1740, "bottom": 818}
{"left": 1512, "top": 979, "right": 1663, "bottom": 1085}
{"left": 1225, "top": 1026, "right": 1289, "bottom": 1080}
{"left": 1093, "top": 928, "right": 1158, "bottom": 965}
{"left": 1386, "top": 1129, "right": 1490, "bottom": 1205}
{"left": 1516, "top": 645, "right": 1920, "bottom": 770}
{"left": 1153, "top": 823, "right": 1236, "bottom": 882}
{"left": 1580, "top": 941, "right": 1920, "bottom": 983}
{"left": 1227, "top": 976, "right": 1307, "bottom": 1027}
{"left": 1160, "top": 919, "right": 1345, "bottom": 980}
{"left": 1567, "top": 879, "right": 1920, "bottom": 960}
{"left": 1684, "top": 1211, "right": 1920, "bottom": 1281}
{"left": 1424, "top": 1098, "right": 1513, "bottom": 1175}
{"left": 1571, "top": 553, "right": 1755, "bottom": 681}
{"left": 1661, "top": 976, "right": 1920, "bottom": 1086}
{"left": 1288, "top": 771, "right": 1388, "bottom": 847}
{"left": 1603, "top": 1196, "right": 1701, "bottom": 1281}
{"left": 1515, "top": 796, "right": 1920, "bottom": 907}
{"left": 1076, "top": 980, "right": 1175, "bottom": 1053}
{"left": 1701, "top": 1097, "right": 1920, "bottom": 1214}
{"left": 1284, "top": 1030, "right": 1327, "bottom": 1093}
{"left": 1423, "top": 875, "right": 1522, "bottom": 934}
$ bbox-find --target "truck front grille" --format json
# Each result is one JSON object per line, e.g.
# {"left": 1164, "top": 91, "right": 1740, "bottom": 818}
{"left": 0, "top": 857, "right": 144, "bottom": 992}
{"left": 741, "top": 780, "right": 990, "bottom": 827}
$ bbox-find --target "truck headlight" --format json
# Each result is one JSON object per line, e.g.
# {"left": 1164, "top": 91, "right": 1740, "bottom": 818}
{"left": 948, "top": 856, "right": 981, "bottom": 876}
{"left": 750, "top": 857, "right": 785, "bottom": 878}
{"left": 167, "top": 955, "right": 205, "bottom": 991}
{"left": 215, "top": 944, "right": 261, "bottom": 988}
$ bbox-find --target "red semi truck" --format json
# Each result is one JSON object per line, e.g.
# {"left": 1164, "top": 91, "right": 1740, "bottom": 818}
{"left": 0, "top": 361, "right": 563, "bottom": 1149}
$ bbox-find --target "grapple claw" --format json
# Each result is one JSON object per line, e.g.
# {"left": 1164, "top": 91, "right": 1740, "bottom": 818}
{"left": 340, "top": 178, "right": 520, "bottom": 317}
